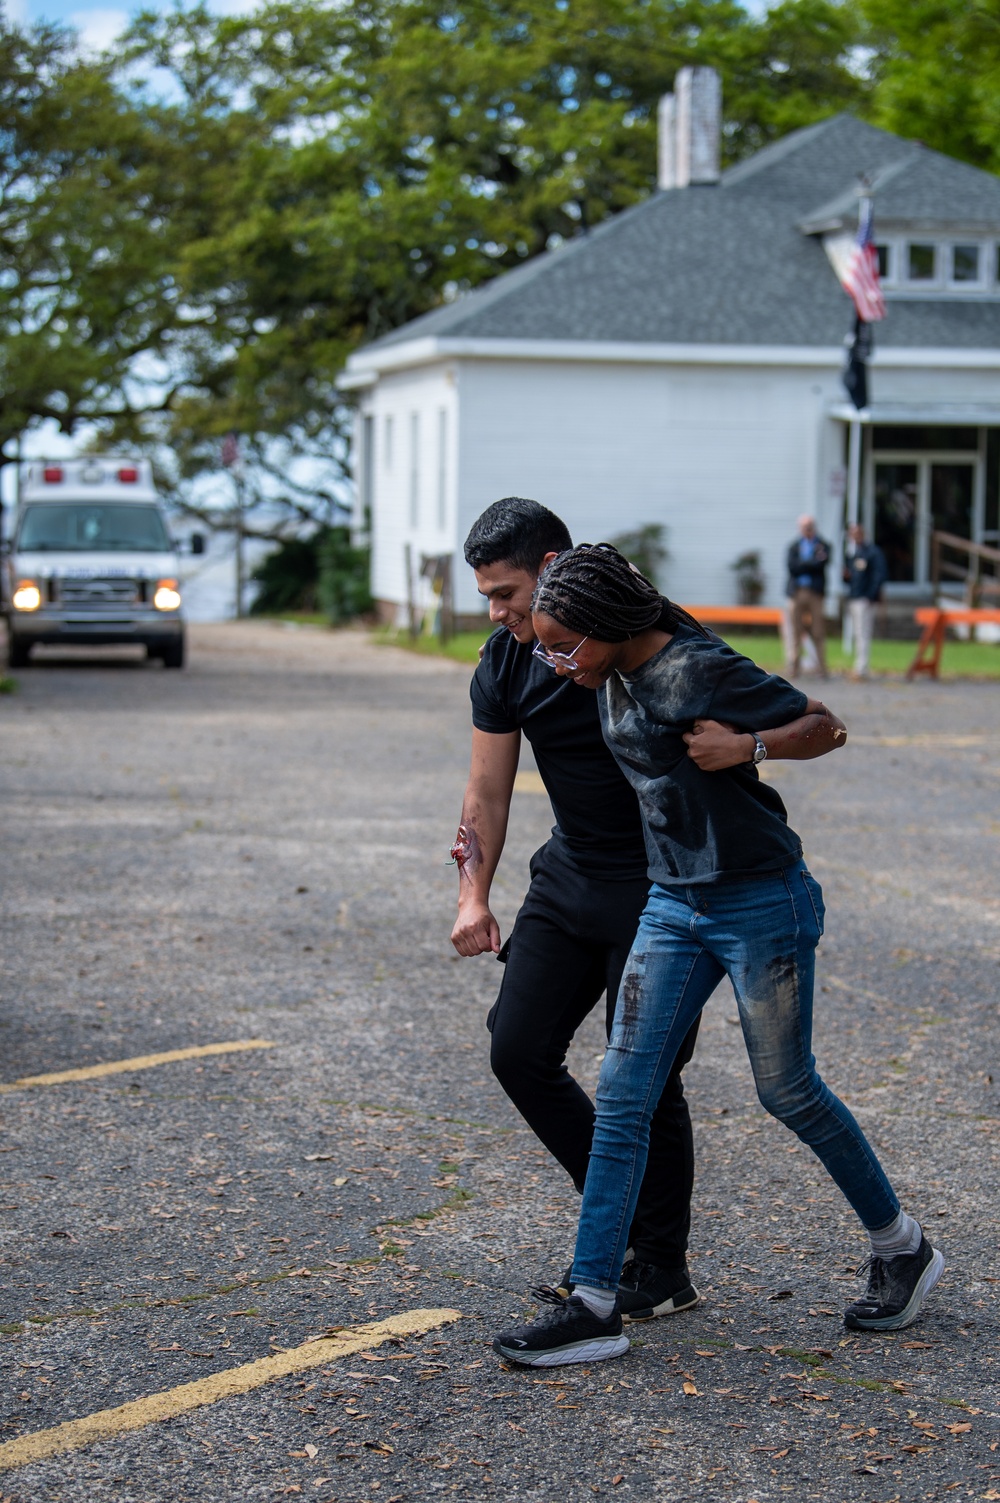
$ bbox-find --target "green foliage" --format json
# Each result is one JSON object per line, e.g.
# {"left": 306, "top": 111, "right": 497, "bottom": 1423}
{"left": 0, "top": 10, "right": 230, "bottom": 459}
{"left": 318, "top": 527, "right": 373, "bottom": 625}
{"left": 857, "top": 0, "right": 1000, "bottom": 172}
{"left": 731, "top": 549, "right": 766, "bottom": 605}
{"left": 249, "top": 534, "right": 321, "bottom": 614}
{"left": 6, "top": 0, "right": 1000, "bottom": 512}
{"left": 250, "top": 526, "right": 372, "bottom": 623}
{"left": 607, "top": 523, "right": 670, "bottom": 585}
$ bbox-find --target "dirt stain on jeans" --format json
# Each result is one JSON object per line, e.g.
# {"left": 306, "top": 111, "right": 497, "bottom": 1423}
{"left": 620, "top": 965, "right": 645, "bottom": 1034}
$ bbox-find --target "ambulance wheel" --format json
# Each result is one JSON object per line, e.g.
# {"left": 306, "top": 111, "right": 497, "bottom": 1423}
{"left": 159, "top": 635, "right": 185, "bottom": 669}
{"left": 7, "top": 634, "right": 30, "bottom": 668}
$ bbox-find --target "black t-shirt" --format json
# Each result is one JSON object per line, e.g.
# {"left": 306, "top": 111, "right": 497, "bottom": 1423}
{"left": 470, "top": 627, "right": 648, "bottom": 880}
{"left": 599, "top": 623, "right": 809, "bottom": 886}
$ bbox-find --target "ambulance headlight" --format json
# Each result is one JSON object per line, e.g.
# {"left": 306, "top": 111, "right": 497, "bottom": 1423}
{"left": 153, "top": 579, "right": 182, "bottom": 611}
{"left": 12, "top": 580, "right": 42, "bottom": 611}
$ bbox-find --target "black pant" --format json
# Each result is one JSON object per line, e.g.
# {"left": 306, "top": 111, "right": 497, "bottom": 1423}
{"left": 487, "top": 843, "right": 698, "bottom": 1268}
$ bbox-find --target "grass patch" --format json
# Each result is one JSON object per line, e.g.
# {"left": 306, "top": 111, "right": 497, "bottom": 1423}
{"left": 254, "top": 611, "right": 331, "bottom": 628}
{"left": 0, "top": 676, "right": 16, "bottom": 694}
{"left": 374, "top": 625, "right": 1000, "bottom": 679}
{"left": 373, "top": 626, "right": 490, "bottom": 666}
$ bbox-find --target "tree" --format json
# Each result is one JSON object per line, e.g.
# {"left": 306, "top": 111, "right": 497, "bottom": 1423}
{"left": 0, "top": 10, "right": 217, "bottom": 468}
{"left": 0, "top": 0, "right": 879, "bottom": 544}
{"left": 107, "top": 0, "right": 869, "bottom": 537}
{"left": 859, "top": 0, "right": 1000, "bottom": 173}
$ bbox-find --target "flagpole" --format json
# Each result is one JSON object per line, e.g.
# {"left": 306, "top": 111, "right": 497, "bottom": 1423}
{"left": 847, "top": 414, "right": 862, "bottom": 527}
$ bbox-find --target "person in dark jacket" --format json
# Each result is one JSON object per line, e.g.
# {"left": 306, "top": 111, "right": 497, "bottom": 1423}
{"left": 843, "top": 523, "right": 887, "bottom": 679}
{"left": 785, "top": 516, "right": 832, "bottom": 677}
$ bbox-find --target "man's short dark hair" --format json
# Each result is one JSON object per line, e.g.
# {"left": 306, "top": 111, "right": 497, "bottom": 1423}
{"left": 464, "top": 497, "right": 572, "bottom": 574}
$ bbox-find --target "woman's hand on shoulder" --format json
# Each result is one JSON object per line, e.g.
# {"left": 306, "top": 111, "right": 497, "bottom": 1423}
{"left": 683, "top": 718, "right": 753, "bottom": 772}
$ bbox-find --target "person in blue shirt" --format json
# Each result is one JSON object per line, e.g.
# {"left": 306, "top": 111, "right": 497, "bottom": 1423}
{"left": 493, "top": 542, "right": 944, "bottom": 1368}
{"left": 785, "top": 515, "right": 832, "bottom": 677}
{"left": 843, "top": 523, "right": 888, "bottom": 679}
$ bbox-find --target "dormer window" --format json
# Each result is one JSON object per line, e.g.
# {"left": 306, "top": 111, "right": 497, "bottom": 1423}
{"left": 823, "top": 229, "right": 1000, "bottom": 298}
{"left": 907, "top": 243, "right": 936, "bottom": 281}
{"left": 951, "top": 244, "right": 981, "bottom": 283}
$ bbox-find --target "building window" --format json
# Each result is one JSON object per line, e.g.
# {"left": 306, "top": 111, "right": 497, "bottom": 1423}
{"left": 875, "top": 243, "right": 891, "bottom": 280}
{"left": 951, "top": 244, "right": 981, "bottom": 283}
{"left": 437, "top": 408, "right": 447, "bottom": 531}
{"left": 384, "top": 414, "right": 393, "bottom": 470}
{"left": 360, "top": 414, "right": 374, "bottom": 527}
{"left": 907, "top": 243, "right": 936, "bottom": 281}
{"left": 409, "top": 412, "right": 420, "bottom": 528}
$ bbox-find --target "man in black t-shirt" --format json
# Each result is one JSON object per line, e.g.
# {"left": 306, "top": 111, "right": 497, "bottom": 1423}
{"left": 452, "top": 498, "right": 845, "bottom": 1320}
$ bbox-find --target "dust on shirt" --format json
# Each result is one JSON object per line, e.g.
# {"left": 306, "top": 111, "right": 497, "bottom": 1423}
{"left": 598, "top": 623, "right": 809, "bottom": 886}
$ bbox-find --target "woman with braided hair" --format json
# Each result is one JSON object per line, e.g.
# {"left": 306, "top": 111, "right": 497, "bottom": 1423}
{"left": 493, "top": 543, "right": 943, "bottom": 1368}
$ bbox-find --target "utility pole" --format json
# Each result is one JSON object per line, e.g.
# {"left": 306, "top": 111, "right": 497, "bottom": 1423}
{"left": 221, "top": 432, "right": 245, "bottom": 618}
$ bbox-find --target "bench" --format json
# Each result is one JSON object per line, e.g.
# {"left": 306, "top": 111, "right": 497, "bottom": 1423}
{"left": 907, "top": 607, "right": 1000, "bottom": 679}
{"left": 680, "top": 605, "right": 786, "bottom": 628}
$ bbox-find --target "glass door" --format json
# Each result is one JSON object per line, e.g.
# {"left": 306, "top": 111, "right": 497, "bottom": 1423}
{"left": 930, "top": 462, "right": 974, "bottom": 542}
{"left": 873, "top": 462, "right": 919, "bottom": 582}
{"left": 869, "top": 456, "right": 979, "bottom": 586}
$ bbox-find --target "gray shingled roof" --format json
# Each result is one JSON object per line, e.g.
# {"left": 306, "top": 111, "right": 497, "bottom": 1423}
{"left": 361, "top": 115, "right": 1000, "bottom": 353}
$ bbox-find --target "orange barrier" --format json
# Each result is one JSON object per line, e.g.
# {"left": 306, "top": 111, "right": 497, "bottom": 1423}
{"left": 681, "top": 604, "right": 785, "bottom": 628}
{"left": 907, "top": 607, "right": 1000, "bottom": 679}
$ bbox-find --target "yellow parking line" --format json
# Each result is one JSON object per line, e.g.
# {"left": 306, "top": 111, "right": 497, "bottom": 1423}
{"left": 513, "top": 770, "right": 547, "bottom": 794}
{"left": 0, "top": 1307, "right": 461, "bottom": 1471}
{"left": 0, "top": 1039, "right": 276, "bottom": 1093}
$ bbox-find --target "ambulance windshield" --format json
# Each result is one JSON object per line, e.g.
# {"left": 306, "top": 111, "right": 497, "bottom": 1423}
{"left": 18, "top": 504, "right": 172, "bottom": 552}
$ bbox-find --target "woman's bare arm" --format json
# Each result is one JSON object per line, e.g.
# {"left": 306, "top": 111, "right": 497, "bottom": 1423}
{"left": 683, "top": 699, "right": 847, "bottom": 772}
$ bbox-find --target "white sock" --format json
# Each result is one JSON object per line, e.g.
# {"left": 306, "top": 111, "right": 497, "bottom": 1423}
{"left": 572, "top": 1284, "right": 617, "bottom": 1317}
{"left": 868, "top": 1210, "right": 921, "bottom": 1259}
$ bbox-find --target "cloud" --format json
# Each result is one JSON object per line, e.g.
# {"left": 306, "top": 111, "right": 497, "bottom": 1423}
{"left": 67, "top": 6, "right": 130, "bottom": 51}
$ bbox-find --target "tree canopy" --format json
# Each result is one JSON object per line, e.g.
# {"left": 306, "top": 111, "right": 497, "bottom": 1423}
{"left": 0, "top": 0, "right": 996, "bottom": 530}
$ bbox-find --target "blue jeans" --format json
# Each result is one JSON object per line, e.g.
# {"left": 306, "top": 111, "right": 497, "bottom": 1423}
{"left": 571, "top": 861, "right": 900, "bottom": 1291}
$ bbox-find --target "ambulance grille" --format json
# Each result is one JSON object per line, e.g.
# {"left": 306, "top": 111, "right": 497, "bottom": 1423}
{"left": 59, "top": 577, "right": 139, "bottom": 608}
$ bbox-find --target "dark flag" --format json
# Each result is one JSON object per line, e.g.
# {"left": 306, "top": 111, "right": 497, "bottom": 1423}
{"left": 842, "top": 314, "right": 872, "bottom": 411}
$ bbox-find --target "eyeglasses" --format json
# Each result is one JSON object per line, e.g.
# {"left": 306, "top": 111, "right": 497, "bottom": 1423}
{"left": 531, "top": 634, "right": 590, "bottom": 671}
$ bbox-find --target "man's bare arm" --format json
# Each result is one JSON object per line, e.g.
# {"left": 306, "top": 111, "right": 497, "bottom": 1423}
{"left": 683, "top": 699, "right": 847, "bottom": 772}
{"left": 450, "top": 728, "right": 520, "bottom": 957}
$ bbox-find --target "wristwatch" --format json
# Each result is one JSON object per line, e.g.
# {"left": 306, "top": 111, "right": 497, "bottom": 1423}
{"left": 749, "top": 734, "right": 767, "bottom": 765}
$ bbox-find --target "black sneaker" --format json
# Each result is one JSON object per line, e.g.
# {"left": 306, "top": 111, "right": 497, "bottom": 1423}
{"left": 844, "top": 1233, "right": 945, "bottom": 1332}
{"left": 493, "top": 1286, "right": 630, "bottom": 1368}
{"left": 618, "top": 1259, "right": 700, "bottom": 1322}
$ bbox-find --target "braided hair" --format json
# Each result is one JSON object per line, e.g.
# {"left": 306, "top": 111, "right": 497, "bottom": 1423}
{"left": 531, "top": 543, "right": 712, "bottom": 643}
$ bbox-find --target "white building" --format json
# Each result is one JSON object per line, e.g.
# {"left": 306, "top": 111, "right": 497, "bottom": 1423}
{"left": 341, "top": 71, "right": 1000, "bottom": 623}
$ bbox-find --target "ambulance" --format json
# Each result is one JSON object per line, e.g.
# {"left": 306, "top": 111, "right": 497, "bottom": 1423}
{"left": 2, "top": 457, "right": 195, "bottom": 669}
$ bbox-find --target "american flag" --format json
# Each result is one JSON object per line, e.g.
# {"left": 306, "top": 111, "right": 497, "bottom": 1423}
{"left": 841, "top": 198, "right": 885, "bottom": 322}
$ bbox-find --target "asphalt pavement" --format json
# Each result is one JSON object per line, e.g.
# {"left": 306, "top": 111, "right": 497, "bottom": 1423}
{"left": 1, "top": 621, "right": 998, "bottom": 1503}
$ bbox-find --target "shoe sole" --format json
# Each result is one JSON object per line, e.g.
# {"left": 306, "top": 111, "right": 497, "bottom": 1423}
{"left": 621, "top": 1283, "right": 700, "bottom": 1324}
{"left": 492, "top": 1334, "right": 630, "bottom": 1368}
{"left": 843, "top": 1249, "right": 945, "bottom": 1332}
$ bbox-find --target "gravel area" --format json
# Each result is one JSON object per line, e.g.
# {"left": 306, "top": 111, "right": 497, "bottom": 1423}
{"left": 0, "top": 620, "right": 998, "bottom": 1502}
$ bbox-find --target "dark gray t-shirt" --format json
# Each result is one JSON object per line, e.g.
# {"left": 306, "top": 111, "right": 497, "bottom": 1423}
{"left": 598, "top": 624, "right": 809, "bottom": 886}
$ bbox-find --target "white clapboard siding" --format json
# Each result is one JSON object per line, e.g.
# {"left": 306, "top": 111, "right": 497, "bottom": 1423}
{"left": 453, "top": 357, "right": 840, "bottom": 615}
{"left": 361, "top": 364, "right": 458, "bottom": 621}
{"left": 357, "top": 349, "right": 1000, "bottom": 618}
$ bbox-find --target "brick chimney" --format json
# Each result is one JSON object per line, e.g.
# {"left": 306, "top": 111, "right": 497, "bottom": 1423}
{"left": 658, "top": 66, "right": 721, "bottom": 189}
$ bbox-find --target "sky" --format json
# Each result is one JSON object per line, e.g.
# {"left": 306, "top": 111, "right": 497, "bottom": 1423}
{"left": 11, "top": 0, "right": 253, "bottom": 52}
{"left": 13, "top": 0, "right": 771, "bottom": 53}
